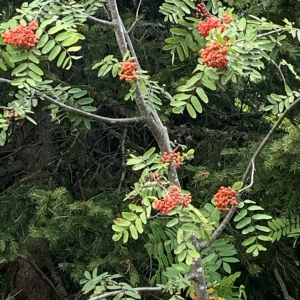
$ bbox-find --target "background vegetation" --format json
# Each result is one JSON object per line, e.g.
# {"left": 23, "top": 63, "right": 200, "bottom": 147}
{"left": 0, "top": 0, "right": 300, "bottom": 299}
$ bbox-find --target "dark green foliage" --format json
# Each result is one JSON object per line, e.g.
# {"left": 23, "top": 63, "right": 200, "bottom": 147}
{"left": 1, "top": 0, "right": 300, "bottom": 299}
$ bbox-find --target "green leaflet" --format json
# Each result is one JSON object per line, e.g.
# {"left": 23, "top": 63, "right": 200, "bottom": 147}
{"left": 122, "top": 212, "right": 137, "bottom": 221}
{"left": 61, "top": 35, "right": 80, "bottom": 47}
{"left": 236, "top": 217, "right": 251, "bottom": 229}
{"left": 234, "top": 209, "right": 247, "bottom": 222}
{"left": 166, "top": 218, "right": 179, "bottom": 227}
{"left": 48, "top": 45, "right": 62, "bottom": 61}
{"left": 129, "top": 224, "right": 138, "bottom": 240}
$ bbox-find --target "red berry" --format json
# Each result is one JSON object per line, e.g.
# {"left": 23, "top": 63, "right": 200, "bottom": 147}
{"left": 200, "top": 40, "right": 231, "bottom": 69}
{"left": 222, "top": 13, "right": 233, "bottom": 24}
{"left": 214, "top": 187, "right": 237, "bottom": 211}
{"left": 198, "top": 17, "right": 225, "bottom": 37}
{"left": 119, "top": 60, "right": 138, "bottom": 82}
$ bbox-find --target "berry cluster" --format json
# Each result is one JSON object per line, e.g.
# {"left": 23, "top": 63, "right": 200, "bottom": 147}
{"left": 153, "top": 185, "right": 192, "bottom": 214}
{"left": 200, "top": 40, "right": 231, "bottom": 69}
{"left": 195, "top": 2, "right": 210, "bottom": 18}
{"left": 5, "top": 109, "right": 21, "bottom": 122}
{"left": 119, "top": 61, "right": 139, "bottom": 82}
{"left": 161, "top": 151, "right": 181, "bottom": 168}
{"left": 149, "top": 172, "right": 161, "bottom": 182}
{"left": 2, "top": 20, "right": 39, "bottom": 49}
{"left": 198, "top": 17, "right": 226, "bottom": 37}
{"left": 214, "top": 186, "right": 237, "bottom": 211}
{"left": 222, "top": 13, "right": 233, "bottom": 24}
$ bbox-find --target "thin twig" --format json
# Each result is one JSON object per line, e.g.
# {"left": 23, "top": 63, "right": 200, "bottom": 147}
{"left": 86, "top": 14, "right": 116, "bottom": 27}
{"left": 239, "top": 159, "right": 255, "bottom": 193}
{"left": 236, "top": 29, "right": 285, "bottom": 43}
{"left": 5, "top": 289, "right": 22, "bottom": 300}
{"left": 52, "top": 132, "right": 81, "bottom": 175}
{"left": 272, "top": 60, "right": 287, "bottom": 86}
{"left": 88, "top": 287, "right": 162, "bottom": 300}
{"left": 242, "top": 96, "right": 300, "bottom": 183}
{"left": 127, "top": 0, "right": 143, "bottom": 33}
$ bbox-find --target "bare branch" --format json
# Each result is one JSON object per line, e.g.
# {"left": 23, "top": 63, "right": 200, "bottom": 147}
{"left": 86, "top": 14, "right": 116, "bottom": 27}
{"left": 239, "top": 159, "right": 255, "bottom": 193}
{"left": 236, "top": 29, "right": 285, "bottom": 42}
{"left": 26, "top": 256, "right": 65, "bottom": 300}
{"left": 274, "top": 267, "right": 295, "bottom": 300}
{"left": 0, "top": 78, "right": 143, "bottom": 124}
{"left": 127, "top": 0, "right": 143, "bottom": 33}
{"left": 272, "top": 60, "right": 287, "bottom": 86}
{"left": 242, "top": 96, "right": 300, "bottom": 183}
{"left": 100, "top": 122, "right": 145, "bottom": 152}
{"left": 88, "top": 287, "right": 162, "bottom": 300}
{"left": 43, "top": 93, "right": 143, "bottom": 124}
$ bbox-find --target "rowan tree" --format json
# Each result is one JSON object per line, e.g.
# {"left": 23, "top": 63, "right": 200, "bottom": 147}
{"left": 0, "top": 1, "right": 299, "bottom": 300}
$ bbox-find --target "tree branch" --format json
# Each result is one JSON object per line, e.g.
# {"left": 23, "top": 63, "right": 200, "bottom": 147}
{"left": 26, "top": 256, "right": 65, "bottom": 300}
{"left": 190, "top": 235, "right": 209, "bottom": 300}
{"left": 242, "top": 96, "right": 300, "bottom": 183}
{"left": 44, "top": 93, "right": 143, "bottom": 124}
{"left": 127, "top": 0, "right": 143, "bottom": 33}
{"left": 88, "top": 287, "right": 163, "bottom": 300}
{"left": 199, "top": 97, "right": 300, "bottom": 251}
{"left": 198, "top": 204, "right": 237, "bottom": 251}
{"left": 274, "top": 267, "right": 295, "bottom": 300}
{"left": 86, "top": 15, "right": 116, "bottom": 27}
{"left": 106, "top": 1, "right": 178, "bottom": 161}
{"left": 117, "top": 127, "right": 128, "bottom": 191}
{"left": 0, "top": 78, "right": 143, "bottom": 124}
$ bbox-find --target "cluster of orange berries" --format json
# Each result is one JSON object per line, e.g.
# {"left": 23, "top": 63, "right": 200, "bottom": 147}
{"left": 195, "top": 2, "right": 210, "bottom": 19}
{"left": 214, "top": 186, "right": 237, "bottom": 211}
{"left": 161, "top": 151, "right": 181, "bottom": 168}
{"left": 200, "top": 40, "right": 231, "bottom": 69}
{"left": 153, "top": 185, "right": 192, "bottom": 214}
{"left": 2, "top": 20, "right": 39, "bottom": 49}
{"left": 119, "top": 61, "right": 139, "bottom": 82}
{"left": 223, "top": 13, "right": 233, "bottom": 24}
{"left": 198, "top": 13, "right": 233, "bottom": 37}
{"left": 198, "top": 17, "right": 226, "bottom": 37}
